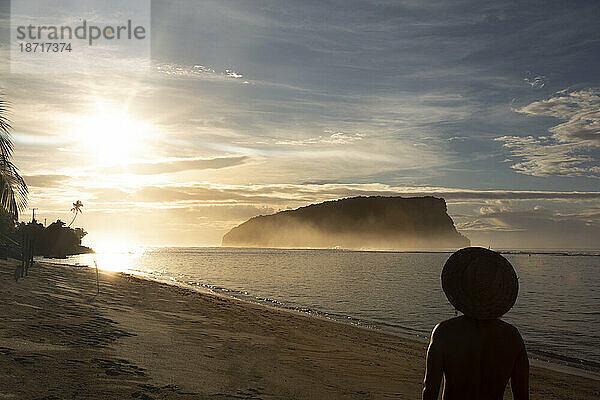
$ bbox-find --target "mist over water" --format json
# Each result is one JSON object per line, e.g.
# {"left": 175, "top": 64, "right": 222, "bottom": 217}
{"left": 48, "top": 247, "right": 600, "bottom": 374}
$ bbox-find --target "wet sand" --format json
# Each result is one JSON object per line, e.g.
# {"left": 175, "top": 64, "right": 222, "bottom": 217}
{"left": 0, "top": 259, "right": 598, "bottom": 399}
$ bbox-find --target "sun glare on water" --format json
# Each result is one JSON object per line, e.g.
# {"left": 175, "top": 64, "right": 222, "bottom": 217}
{"left": 87, "top": 240, "right": 145, "bottom": 273}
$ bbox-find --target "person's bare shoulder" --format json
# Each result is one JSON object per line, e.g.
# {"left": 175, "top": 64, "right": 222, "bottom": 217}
{"left": 435, "top": 315, "right": 469, "bottom": 330}
{"left": 496, "top": 319, "right": 526, "bottom": 344}
{"left": 430, "top": 316, "right": 464, "bottom": 339}
{"left": 436, "top": 316, "right": 524, "bottom": 342}
{"left": 490, "top": 318, "right": 520, "bottom": 334}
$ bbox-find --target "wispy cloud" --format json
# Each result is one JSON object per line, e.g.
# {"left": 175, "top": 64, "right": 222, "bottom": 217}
{"left": 496, "top": 89, "right": 600, "bottom": 177}
{"left": 455, "top": 204, "right": 600, "bottom": 246}
{"left": 153, "top": 62, "right": 246, "bottom": 82}
{"left": 80, "top": 183, "right": 600, "bottom": 207}
{"left": 102, "top": 156, "right": 249, "bottom": 175}
{"left": 518, "top": 89, "right": 600, "bottom": 144}
{"left": 275, "top": 131, "right": 365, "bottom": 146}
{"left": 23, "top": 174, "right": 70, "bottom": 188}
{"left": 523, "top": 72, "right": 546, "bottom": 89}
{"left": 495, "top": 135, "right": 600, "bottom": 177}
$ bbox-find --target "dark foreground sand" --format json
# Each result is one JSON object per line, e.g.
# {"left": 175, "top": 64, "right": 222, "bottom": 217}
{"left": 0, "top": 260, "right": 598, "bottom": 399}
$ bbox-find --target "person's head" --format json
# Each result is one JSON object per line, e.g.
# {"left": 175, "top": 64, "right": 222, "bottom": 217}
{"left": 442, "top": 247, "right": 518, "bottom": 320}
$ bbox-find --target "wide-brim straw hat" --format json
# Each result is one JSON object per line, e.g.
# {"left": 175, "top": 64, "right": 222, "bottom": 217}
{"left": 442, "top": 247, "right": 518, "bottom": 319}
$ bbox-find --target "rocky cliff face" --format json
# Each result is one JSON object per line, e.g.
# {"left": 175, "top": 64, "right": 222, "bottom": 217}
{"left": 222, "top": 196, "right": 470, "bottom": 249}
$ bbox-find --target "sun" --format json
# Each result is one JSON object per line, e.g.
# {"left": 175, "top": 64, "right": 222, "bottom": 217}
{"left": 70, "top": 101, "right": 155, "bottom": 165}
{"left": 85, "top": 112, "right": 143, "bottom": 164}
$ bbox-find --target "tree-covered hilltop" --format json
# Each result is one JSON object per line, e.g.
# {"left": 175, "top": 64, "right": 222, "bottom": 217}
{"left": 222, "top": 196, "right": 470, "bottom": 250}
{"left": 1, "top": 210, "right": 93, "bottom": 258}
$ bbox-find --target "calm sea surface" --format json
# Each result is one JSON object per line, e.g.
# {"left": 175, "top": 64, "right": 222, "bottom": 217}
{"left": 44, "top": 247, "right": 600, "bottom": 375}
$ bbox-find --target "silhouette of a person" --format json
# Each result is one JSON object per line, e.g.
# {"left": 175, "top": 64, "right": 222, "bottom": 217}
{"left": 423, "top": 247, "right": 529, "bottom": 400}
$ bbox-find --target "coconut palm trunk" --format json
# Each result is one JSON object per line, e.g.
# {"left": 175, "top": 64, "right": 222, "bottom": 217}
{"left": 68, "top": 200, "right": 83, "bottom": 227}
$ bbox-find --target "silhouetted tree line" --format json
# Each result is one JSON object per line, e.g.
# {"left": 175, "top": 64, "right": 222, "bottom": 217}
{"left": 0, "top": 210, "right": 93, "bottom": 258}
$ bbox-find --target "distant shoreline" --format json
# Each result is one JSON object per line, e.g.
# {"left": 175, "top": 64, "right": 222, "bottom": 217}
{"left": 218, "top": 245, "right": 600, "bottom": 256}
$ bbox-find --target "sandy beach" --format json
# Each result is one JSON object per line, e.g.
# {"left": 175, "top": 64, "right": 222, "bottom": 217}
{"left": 0, "top": 259, "right": 598, "bottom": 399}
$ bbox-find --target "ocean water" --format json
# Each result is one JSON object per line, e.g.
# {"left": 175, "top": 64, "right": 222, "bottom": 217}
{"left": 44, "top": 247, "right": 600, "bottom": 376}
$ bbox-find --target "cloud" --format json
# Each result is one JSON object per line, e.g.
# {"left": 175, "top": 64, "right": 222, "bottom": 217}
{"left": 523, "top": 72, "right": 546, "bottom": 89}
{"left": 82, "top": 183, "right": 600, "bottom": 207}
{"left": 455, "top": 219, "right": 524, "bottom": 232}
{"left": 323, "top": 131, "right": 366, "bottom": 144}
{"left": 495, "top": 135, "right": 599, "bottom": 177}
{"left": 225, "top": 69, "right": 243, "bottom": 79}
{"left": 275, "top": 131, "right": 366, "bottom": 146}
{"left": 103, "top": 156, "right": 249, "bottom": 175}
{"left": 23, "top": 174, "right": 70, "bottom": 188}
{"left": 496, "top": 89, "right": 600, "bottom": 177}
{"left": 475, "top": 203, "right": 600, "bottom": 225}
{"left": 153, "top": 62, "right": 245, "bottom": 81}
{"left": 518, "top": 90, "right": 600, "bottom": 144}
{"left": 453, "top": 201, "right": 600, "bottom": 248}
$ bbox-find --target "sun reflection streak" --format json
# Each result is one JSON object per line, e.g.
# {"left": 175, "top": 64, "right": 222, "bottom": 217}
{"left": 85, "top": 240, "right": 145, "bottom": 273}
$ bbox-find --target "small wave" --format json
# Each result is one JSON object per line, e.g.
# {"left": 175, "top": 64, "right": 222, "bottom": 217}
{"left": 528, "top": 347, "right": 600, "bottom": 375}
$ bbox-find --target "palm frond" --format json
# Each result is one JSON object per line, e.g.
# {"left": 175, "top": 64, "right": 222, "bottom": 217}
{"left": 0, "top": 99, "right": 14, "bottom": 160}
{"left": 0, "top": 98, "right": 28, "bottom": 219}
{"left": 0, "top": 160, "right": 28, "bottom": 218}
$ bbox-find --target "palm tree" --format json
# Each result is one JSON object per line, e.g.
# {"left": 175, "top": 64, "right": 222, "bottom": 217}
{"left": 0, "top": 98, "right": 28, "bottom": 220}
{"left": 68, "top": 200, "right": 83, "bottom": 227}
